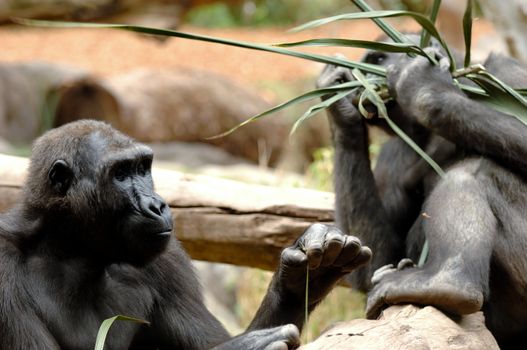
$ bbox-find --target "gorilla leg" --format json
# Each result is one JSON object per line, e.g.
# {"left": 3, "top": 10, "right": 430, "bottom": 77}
{"left": 367, "top": 159, "right": 496, "bottom": 318}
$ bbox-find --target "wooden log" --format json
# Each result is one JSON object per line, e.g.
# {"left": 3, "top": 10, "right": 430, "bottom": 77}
{"left": 0, "top": 0, "right": 242, "bottom": 27}
{"left": 300, "top": 305, "right": 499, "bottom": 350}
{"left": 0, "top": 154, "right": 334, "bottom": 270}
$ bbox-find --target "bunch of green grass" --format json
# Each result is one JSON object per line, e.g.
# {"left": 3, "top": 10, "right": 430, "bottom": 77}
{"left": 17, "top": 0, "right": 526, "bottom": 171}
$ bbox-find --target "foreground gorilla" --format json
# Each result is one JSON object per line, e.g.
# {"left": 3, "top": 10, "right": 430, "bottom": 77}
{"left": 317, "top": 41, "right": 527, "bottom": 347}
{"left": 0, "top": 120, "right": 371, "bottom": 349}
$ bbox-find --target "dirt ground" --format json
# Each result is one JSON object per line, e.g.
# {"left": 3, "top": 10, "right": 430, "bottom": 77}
{"left": 0, "top": 18, "right": 499, "bottom": 98}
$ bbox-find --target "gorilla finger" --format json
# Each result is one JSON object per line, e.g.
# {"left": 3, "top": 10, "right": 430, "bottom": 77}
{"left": 423, "top": 47, "right": 449, "bottom": 70}
{"left": 263, "top": 342, "right": 288, "bottom": 350}
{"left": 300, "top": 224, "right": 327, "bottom": 269}
{"left": 321, "top": 231, "right": 345, "bottom": 267}
{"left": 438, "top": 55, "right": 451, "bottom": 71}
{"left": 278, "top": 324, "right": 300, "bottom": 349}
{"left": 333, "top": 235, "right": 362, "bottom": 267}
{"left": 336, "top": 66, "right": 355, "bottom": 84}
{"left": 371, "top": 263, "right": 394, "bottom": 278}
{"left": 341, "top": 246, "right": 372, "bottom": 272}
{"left": 371, "top": 266, "right": 396, "bottom": 285}
{"left": 365, "top": 294, "right": 387, "bottom": 319}
{"left": 397, "top": 258, "right": 415, "bottom": 270}
{"left": 423, "top": 47, "right": 444, "bottom": 59}
{"left": 306, "top": 243, "right": 324, "bottom": 270}
{"left": 281, "top": 247, "right": 307, "bottom": 270}
{"left": 298, "top": 223, "right": 327, "bottom": 246}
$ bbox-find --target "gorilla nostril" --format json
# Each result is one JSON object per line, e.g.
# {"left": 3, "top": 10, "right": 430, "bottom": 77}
{"left": 148, "top": 201, "right": 163, "bottom": 217}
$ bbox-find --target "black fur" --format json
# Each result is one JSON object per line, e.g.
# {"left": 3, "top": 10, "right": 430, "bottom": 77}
{"left": 317, "top": 40, "right": 527, "bottom": 348}
{"left": 0, "top": 120, "right": 370, "bottom": 349}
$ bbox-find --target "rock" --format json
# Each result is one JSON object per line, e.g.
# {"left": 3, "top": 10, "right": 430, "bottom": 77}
{"left": 300, "top": 305, "right": 499, "bottom": 350}
{"left": 0, "top": 61, "right": 87, "bottom": 144}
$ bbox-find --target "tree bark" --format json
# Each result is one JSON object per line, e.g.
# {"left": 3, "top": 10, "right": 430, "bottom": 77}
{"left": 300, "top": 305, "right": 499, "bottom": 350}
{"left": 0, "top": 154, "right": 334, "bottom": 270}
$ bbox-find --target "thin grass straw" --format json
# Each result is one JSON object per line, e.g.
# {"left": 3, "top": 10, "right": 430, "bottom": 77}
{"left": 420, "top": 0, "right": 442, "bottom": 47}
{"left": 462, "top": 0, "right": 473, "bottom": 67}
{"left": 304, "top": 264, "right": 309, "bottom": 344}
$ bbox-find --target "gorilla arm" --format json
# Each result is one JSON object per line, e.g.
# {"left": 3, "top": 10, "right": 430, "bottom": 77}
{"left": 316, "top": 64, "right": 423, "bottom": 291}
{"left": 387, "top": 52, "right": 527, "bottom": 176}
{"left": 248, "top": 224, "right": 371, "bottom": 331}
{"left": 148, "top": 224, "right": 370, "bottom": 350}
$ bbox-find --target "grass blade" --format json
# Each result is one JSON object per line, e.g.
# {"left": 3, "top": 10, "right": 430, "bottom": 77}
{"left": 276, "top": 39, "right": 434, "bottom": 63}
{"left": 466, "top": 73, "right": 527, "bottom": 125}
{"left": 290, "top": 89, "right": 354, "bottom": 136}
{"left": 357, "top": 89, "right": 372, "bottom": 119}
{"left": 208, "top": 81, "right": 368, "bottom": 139}
{"left": 291, "top": 10, "right": 452, "bottom": 69}
{"left": 418, "top": 240, "right": 430, "bottom": 267}
{"left": 352, "top": 68, "right": 441, "bottom": 267}
{"left": 14, "top": 18, "right": 386, "bottom": 76}
{"left": 420, "top": 0, "right": 442, "bottom": 47}
{"left": 351, "top": 68, "right": 445, "bottom": 178}
{"left": 479, "top": 71, "right": 527, "bottom": 107}
{"left": 95, "top": 315, "right": 149, "bottom": 350}
{"left": 351, "top": 0, "right": 407, "bottom": 44}
{"left": 462, "top": 0, "right": 473, "bottom": 67}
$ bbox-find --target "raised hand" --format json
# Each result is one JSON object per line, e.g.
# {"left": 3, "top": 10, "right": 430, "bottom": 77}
{"left": 278, "top": 223, "right": 371, "bottom": 308}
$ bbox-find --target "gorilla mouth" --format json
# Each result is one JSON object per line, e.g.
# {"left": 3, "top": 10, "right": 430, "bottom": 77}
{"left": 156, "top": 231, "right": 172, "bottom": 237}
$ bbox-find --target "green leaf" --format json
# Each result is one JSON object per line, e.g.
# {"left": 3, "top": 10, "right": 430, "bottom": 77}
{"left": 462, "top": 0, "right": 473, "bottom": 67}
{"left": 276, "top": 39, "right": 435, "bottom": 63}
{"left": 208, "top": 80, "right": 370, "bottom": 139}
{"left": 420, "top": 0, "right": 442, "bottom": 47}
{"left": 479, "top": 71, "right": 527, "bottom": 107}
{"left": 357, "top": 89, "right": 372, "bottom": 119}
{"left": 466, "top": 72, "right": 527, "bottom": 125}
{"left": 290, "top": 89, "right": 354, "bottom": 136}
{"left": 454, "top": 81, "right": 489, "bottom": 96}
{"left": 94, "top": 315, "right": 149, "bottom": 350}
{"left": 14, "top": 18, "right": 386, "bottom": 76}
{"left": 418, "top": 239, "right": 430, "bottom": 267}
{"left": 351, "top": 0, "right": 407, "bottom": 44}
{"left": 291, "top": 10, "right": 454, "bottom": 69}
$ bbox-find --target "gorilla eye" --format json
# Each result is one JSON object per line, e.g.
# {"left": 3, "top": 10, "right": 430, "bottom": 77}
{"left": 137, "top": 159, "right": 151, "bottom": 176}
{"left": 114, "top": 164, "right": 131, "bottom": 182}
{"left": 365, "top": 52, "right": 387, "bottom": 64}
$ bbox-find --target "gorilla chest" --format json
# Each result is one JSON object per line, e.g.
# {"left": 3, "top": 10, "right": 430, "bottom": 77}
{"left": 35, "top": 270, "right": 156, "bottom": 350}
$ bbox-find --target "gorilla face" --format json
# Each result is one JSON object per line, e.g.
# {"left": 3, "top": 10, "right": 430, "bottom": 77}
{"left": 34, "top": 120, "right": 173, "bottom": 265}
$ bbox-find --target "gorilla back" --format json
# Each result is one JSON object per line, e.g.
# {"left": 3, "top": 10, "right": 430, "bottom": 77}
{"left": 0, "top": 120, "right": 371, "bottom": 349}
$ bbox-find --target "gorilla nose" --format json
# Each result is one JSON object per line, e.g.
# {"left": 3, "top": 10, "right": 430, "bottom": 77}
{"left": 142, "top": 196, "right": 172, "bottom": 226}
{"left": 148, "top": 199, "right": 165, "bottom": 217}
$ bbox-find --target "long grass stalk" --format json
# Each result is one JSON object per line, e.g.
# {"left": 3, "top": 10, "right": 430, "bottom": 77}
{"left": 420, "top": 0, "right": 442, "bottom": 47}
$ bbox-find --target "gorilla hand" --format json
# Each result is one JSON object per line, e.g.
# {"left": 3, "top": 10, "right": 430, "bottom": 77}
{"left": 386, "top": 48, "right": 462, "bottom": 127}
{"left": 316, "top": 58, "right": 363, "bottom": 129}
{"left": 213, "top": 325, "right": 300, "bottom": 350}
{"left": 278, "top": 224, "right": 371, "bottom": 308}
{"left": 247, "top": 224, "right": 370, "bottom": 333}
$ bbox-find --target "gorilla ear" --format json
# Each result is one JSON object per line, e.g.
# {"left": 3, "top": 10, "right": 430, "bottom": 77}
{"left": 48, "top": 160, "right": 73, "bottom": 195}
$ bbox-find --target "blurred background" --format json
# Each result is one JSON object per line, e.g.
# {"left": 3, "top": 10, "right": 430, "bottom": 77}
{"left": 0, "top": 0, "right": 524, "bottom": 340}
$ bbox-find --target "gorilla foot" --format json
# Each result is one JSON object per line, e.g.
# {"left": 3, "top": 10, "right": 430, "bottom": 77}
{"left": 366, "top": 261, "right": 484, "bottom": 319}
